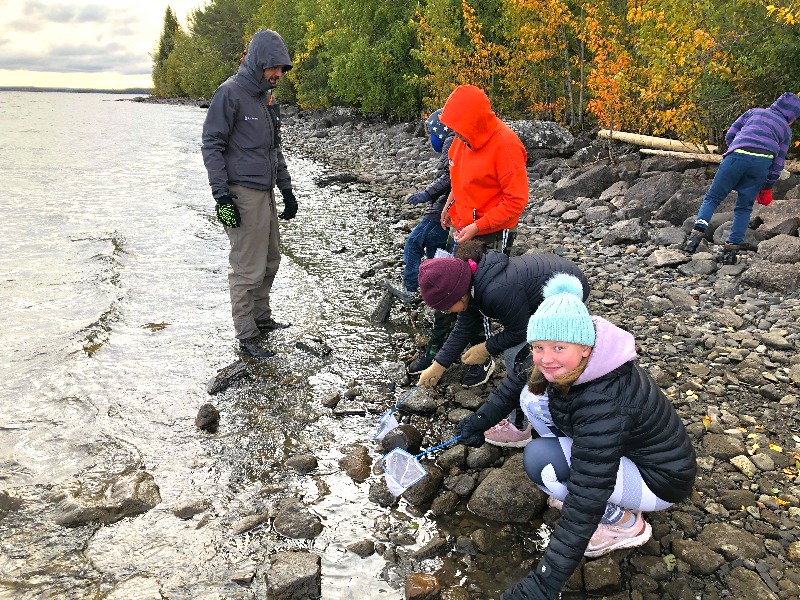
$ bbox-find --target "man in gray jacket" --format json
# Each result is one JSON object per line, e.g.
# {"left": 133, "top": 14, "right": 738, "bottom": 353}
{"left": 202, "top": 29, "right": 297, "bottom": 358}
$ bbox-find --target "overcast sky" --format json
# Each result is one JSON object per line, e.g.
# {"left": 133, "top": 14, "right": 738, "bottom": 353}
{"left": 0, "top": 0, "right": 204, "bottom": 89}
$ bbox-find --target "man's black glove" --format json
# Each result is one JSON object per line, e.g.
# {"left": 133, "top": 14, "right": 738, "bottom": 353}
{"left": 279, "top": 188, "right": 298, "bottom": 220}
{"left": 215, "top": 193, "right": 240, "bottom": 228}
{"left": 455, "top": 413, "right": 489, "bottom": 447}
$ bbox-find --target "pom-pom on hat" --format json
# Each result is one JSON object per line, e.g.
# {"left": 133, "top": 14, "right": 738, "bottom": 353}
{"left": 527, "top": 273, "right": 595, "bottom": 347}
{"left": 418, "top": 258, "right": 473, "bottom": 311}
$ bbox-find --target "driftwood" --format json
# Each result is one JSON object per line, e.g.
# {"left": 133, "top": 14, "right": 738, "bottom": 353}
{"left": 640, "top": 148, "right": 800, "bottom": 174}
{"left": 597, "top": 129, "right": 719, "bottom": 154}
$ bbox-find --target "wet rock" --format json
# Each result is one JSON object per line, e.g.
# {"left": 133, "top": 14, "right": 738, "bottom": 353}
{"left": 403, "top": 463, "right": 444, "bottom": 506}
{"left": 405, "top": 573, "right": 441, "bottom": 600}
{"left": 630, "top": 555, "right": 671, "bottom": 581}
{"left": 206, "top": 360, "right": 248, "bottom": 395}
{"left": 54, "top": 470, "right": 161, "bottom": 527}
{"left": 273, "top": 500, "right": 323, "bottom": 539}
{"left": 429, "top": 490, "right": 460, "bottom": 516}
{"left": 403, "top": 388, "right": 441, "bottom": 414}
{"left": 368, "top": 477, "right": 398, "bottom": 507}
{"left": 672, "top": 539, "right": 725, "bottom": 575}
{"left": 718, "top": 489, "right": 756, "bottom": 510}
{"left": 338, "top": 444, "right": 371, "bottom": 483}
{"left": 467, "top": 457, "right": 545, "bottom": 523}
{"left": 286, "top": 454, "right": 318, "bottom": 474}
{"left": 465, "top": 444, "right": 502, "bottom": 469}
{"left": 195, "top": 403, "right": 220, "bottom": 432}
{"left": 231, "top": 513, "right": 270, "bottom": 535}
{"left": 452, "top": 389, "right": 483, "bottom": 410}
{"left": 582, "top": 556, "right": 621, "bottom": 594}
{"left": 698, "top": 522, "right": 766, "bottom": 561}
{"left": 346, "top": 540, "right": 375, "bottom": 558}
{"left": 443, "top": 473, "right": 476, "bottom": 497}
{"left": 265, "top": 551, "right": 321, "bottom": 600}
{"left": 172, "top": 498, "right": 211, "bottom": 520}
{"left": 412, "top": 536, "right": 448, "bottom": 560}
{"left": 321, "top": 392, "right": 341, "bottom": 408}
{"left": 436, "top": 445, "right": 467, "bottom": 470}
{"left": 381, "top": 424, "right": 423, "bottom": 455}
{"left": 0, "top": 490, "right": 22, "bottom": 515}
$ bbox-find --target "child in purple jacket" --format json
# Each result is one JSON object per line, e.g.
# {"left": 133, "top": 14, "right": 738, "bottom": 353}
{"left": 685, "top": 92, "right": 800, "bottom": 264}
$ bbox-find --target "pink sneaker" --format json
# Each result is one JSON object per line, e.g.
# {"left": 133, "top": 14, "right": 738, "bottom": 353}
{"left": 584, "top": 511, "right": 652, "bottom": 558}
{"left": 484, "top": 419, "right": 532, "bottom": 448}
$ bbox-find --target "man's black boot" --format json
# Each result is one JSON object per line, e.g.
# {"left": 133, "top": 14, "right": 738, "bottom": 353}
{"left": 255, "top": 317, "right": 291, "bottom": 331}
{"left": 239, "top": 337, "right": 276, "bottom": 358}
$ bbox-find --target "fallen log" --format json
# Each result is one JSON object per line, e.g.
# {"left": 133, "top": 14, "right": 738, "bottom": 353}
{"left": 639, "top": 148, "right": 800, "bottom": 174}
{"left": 597, "top": 129, "right": 719, "bottom": 154}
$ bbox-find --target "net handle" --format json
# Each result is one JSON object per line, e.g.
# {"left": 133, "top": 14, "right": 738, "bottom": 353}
{"left": 413, "top": 435, "right": 461, "bottom": 459}
{"left": 392, "top": 386, "right": 419, "bottom": 413}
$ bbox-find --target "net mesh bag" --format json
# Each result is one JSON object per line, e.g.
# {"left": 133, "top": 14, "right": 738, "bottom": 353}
{"left": 381, "top": 448, "right": 427, "bottom": 496}
{"left": 372, "top": 410, "right": 399, "bottom": 441}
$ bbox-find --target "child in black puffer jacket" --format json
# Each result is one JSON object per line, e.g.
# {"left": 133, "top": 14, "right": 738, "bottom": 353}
{"left": 456, "top": 273, "right": 697, "bottom": 600}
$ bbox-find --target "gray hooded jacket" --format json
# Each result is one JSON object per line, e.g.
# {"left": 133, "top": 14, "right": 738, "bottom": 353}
{"left": 202, "top": 29, "right": 293, "bottom": 198}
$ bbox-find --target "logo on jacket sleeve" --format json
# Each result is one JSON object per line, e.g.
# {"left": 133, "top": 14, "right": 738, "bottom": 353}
{"left": 244, "top": 115, "right": 259, "bottom": 121}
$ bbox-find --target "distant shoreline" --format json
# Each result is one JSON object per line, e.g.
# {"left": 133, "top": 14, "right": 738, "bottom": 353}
{"left": 0, "top": 86, "right": 151, "bottom": 95}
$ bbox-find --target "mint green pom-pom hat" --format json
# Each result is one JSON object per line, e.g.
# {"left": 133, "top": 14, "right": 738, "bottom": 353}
{"left": 527, "top": 273, "right": 594, "bottom": 346}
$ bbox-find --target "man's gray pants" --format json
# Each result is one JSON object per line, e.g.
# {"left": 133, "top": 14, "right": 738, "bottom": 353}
{"left": 226, "top": 184, "right": 280, "bottom": 340}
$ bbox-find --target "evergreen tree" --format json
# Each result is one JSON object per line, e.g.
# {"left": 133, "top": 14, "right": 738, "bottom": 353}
{"left": 152, "top": 7, "right": 181, "bottom": 96}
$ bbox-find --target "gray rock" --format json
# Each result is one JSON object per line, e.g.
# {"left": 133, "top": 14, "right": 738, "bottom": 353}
{"left": 402, "top": 463, "right": 444, "bottom": 507}
{"left": 507, "top": 120, "right": 575, "bottom": 155}
{"left": 552, "top": 165, "right": 618, "bottom": 200}
{"left": 346, "top": 540, "right": 376, "bottom": 558}
{"left": 582, "top": 556, "right": 621, "bottom": 594}
{"left": 672, "top": 539, "right": 725, "bottom": 575}
{"left": 429, "top": 490, "right": 460, "bottom": 516}
{"left": 601, "top": 218, "right": 648, "bottom": 246}
{"left": 646, "top": 249, "right": 692, "bottom": 267}
{"left": 265, "top": 551, "right": 321, "bottom": 600}
{"left": 172, "top": 498, "right": 212, "bottom": 520}
{"left": 338, "top": 444, "right": 371, "bottom": 483}
{"left": 725, "top": 566, "right": 778, "bottom": 600}
{"left": 286, "top": 454, "right": 318, "bottom": 474}
{"left": 619, "top": 171, "right": 685, "bottom": 221}
{"left": 701, "top": 433, "right": 746, "bottom": 460}
{"left": 467, "top": 457, "right": 545, "bottom": 523}
{"left": 653, "top": 227, "right": 687, "bottom": 246}
{"left": 698, "top": 522, "right": 766, "bottom": 561}
{"left": 231, "top": 513, "right": 270, "bottom": 535}
{"left": 757, "top": 234, "right": 800, "bottom": 263}
{"left": 54, "top": 471, "right": 162, "bottom": 527}
{"left": 273, "top": 502, "right": 323, "bottom": 539}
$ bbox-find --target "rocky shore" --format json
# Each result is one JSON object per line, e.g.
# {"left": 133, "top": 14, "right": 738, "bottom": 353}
{"left": 275, "top": 104, "right": 800, "bottom": 600}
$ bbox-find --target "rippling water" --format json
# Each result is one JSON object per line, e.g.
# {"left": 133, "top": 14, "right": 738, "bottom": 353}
{"left": 0, "top": 91, "right": 426, "bottom": 599}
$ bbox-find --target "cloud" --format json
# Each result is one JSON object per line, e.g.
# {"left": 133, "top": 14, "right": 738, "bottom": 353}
{"left": 0, "top": 40, "right": 150, "bottom": 75}
{"left": 22, "top": 1, "right": 109, "bottom": 24}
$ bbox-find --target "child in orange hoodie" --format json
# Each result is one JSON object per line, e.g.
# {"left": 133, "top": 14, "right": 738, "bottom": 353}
{"left": 439, "top": 84, "right": 529, "bottom": 244}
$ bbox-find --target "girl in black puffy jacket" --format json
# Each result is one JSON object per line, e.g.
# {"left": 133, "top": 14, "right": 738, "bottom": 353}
{"left": 456, "top": 273, "right": 697, "bottom": 600}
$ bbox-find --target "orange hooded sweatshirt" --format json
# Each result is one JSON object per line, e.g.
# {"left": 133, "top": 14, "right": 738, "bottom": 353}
{"left": 439, "top": 85, "right": 528, "bottom": 234}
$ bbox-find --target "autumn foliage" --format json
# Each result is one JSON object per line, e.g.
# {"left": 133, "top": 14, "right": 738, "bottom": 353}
{"left": 155, "top": 0, "right": 800, "bottom": 144}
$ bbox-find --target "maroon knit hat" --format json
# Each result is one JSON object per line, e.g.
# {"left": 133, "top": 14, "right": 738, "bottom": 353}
{"left": 418, "top": 258, "right": 473, "bottom": 310}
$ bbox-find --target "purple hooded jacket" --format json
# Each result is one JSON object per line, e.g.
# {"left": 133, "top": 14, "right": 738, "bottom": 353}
{"left": 725, "top": 92, "right": 800, "bottom": 189}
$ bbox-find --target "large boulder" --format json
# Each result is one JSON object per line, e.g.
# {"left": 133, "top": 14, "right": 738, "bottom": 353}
{"left": 551, "top": 164, "right": 618, "bottom": 200}
{"left": 507, "top": 120, "right": 575, "bottom": 161}
{"left": 467, "top": 455, "right": 545, "bottom": 522}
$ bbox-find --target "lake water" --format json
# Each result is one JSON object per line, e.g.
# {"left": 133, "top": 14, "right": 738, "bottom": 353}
{"left": 0, "top": 91, "right": 426, "bottom": 599}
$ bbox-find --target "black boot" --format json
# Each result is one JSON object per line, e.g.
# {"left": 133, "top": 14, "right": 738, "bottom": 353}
{"left": 239, "top": 336, "right": 276, "bottom": 358}
{"left": 721, "top": 243, "right": 740, "bottom": 265}
{"left": 684, "top": 228, "right": 705, "bottom": 254}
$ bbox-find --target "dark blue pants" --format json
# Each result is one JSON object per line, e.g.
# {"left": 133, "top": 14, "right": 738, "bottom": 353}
{"left": 694, "top": 151, "right": 771, "bottom": 245}
{"left": 403, "top": 218, "right": 448, "bottom": 292}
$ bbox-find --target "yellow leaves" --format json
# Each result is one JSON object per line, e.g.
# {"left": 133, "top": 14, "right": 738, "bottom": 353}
{"left": 770, "top": 443, "right": 783, "bottom": 453}
{"left": 702, "top": 415, "right": 712, "bottom": 430}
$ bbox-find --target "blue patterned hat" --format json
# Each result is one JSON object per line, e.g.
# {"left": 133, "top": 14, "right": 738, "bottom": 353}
{"left": 527, "top": 273, "right": 595, "bottom": 346}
